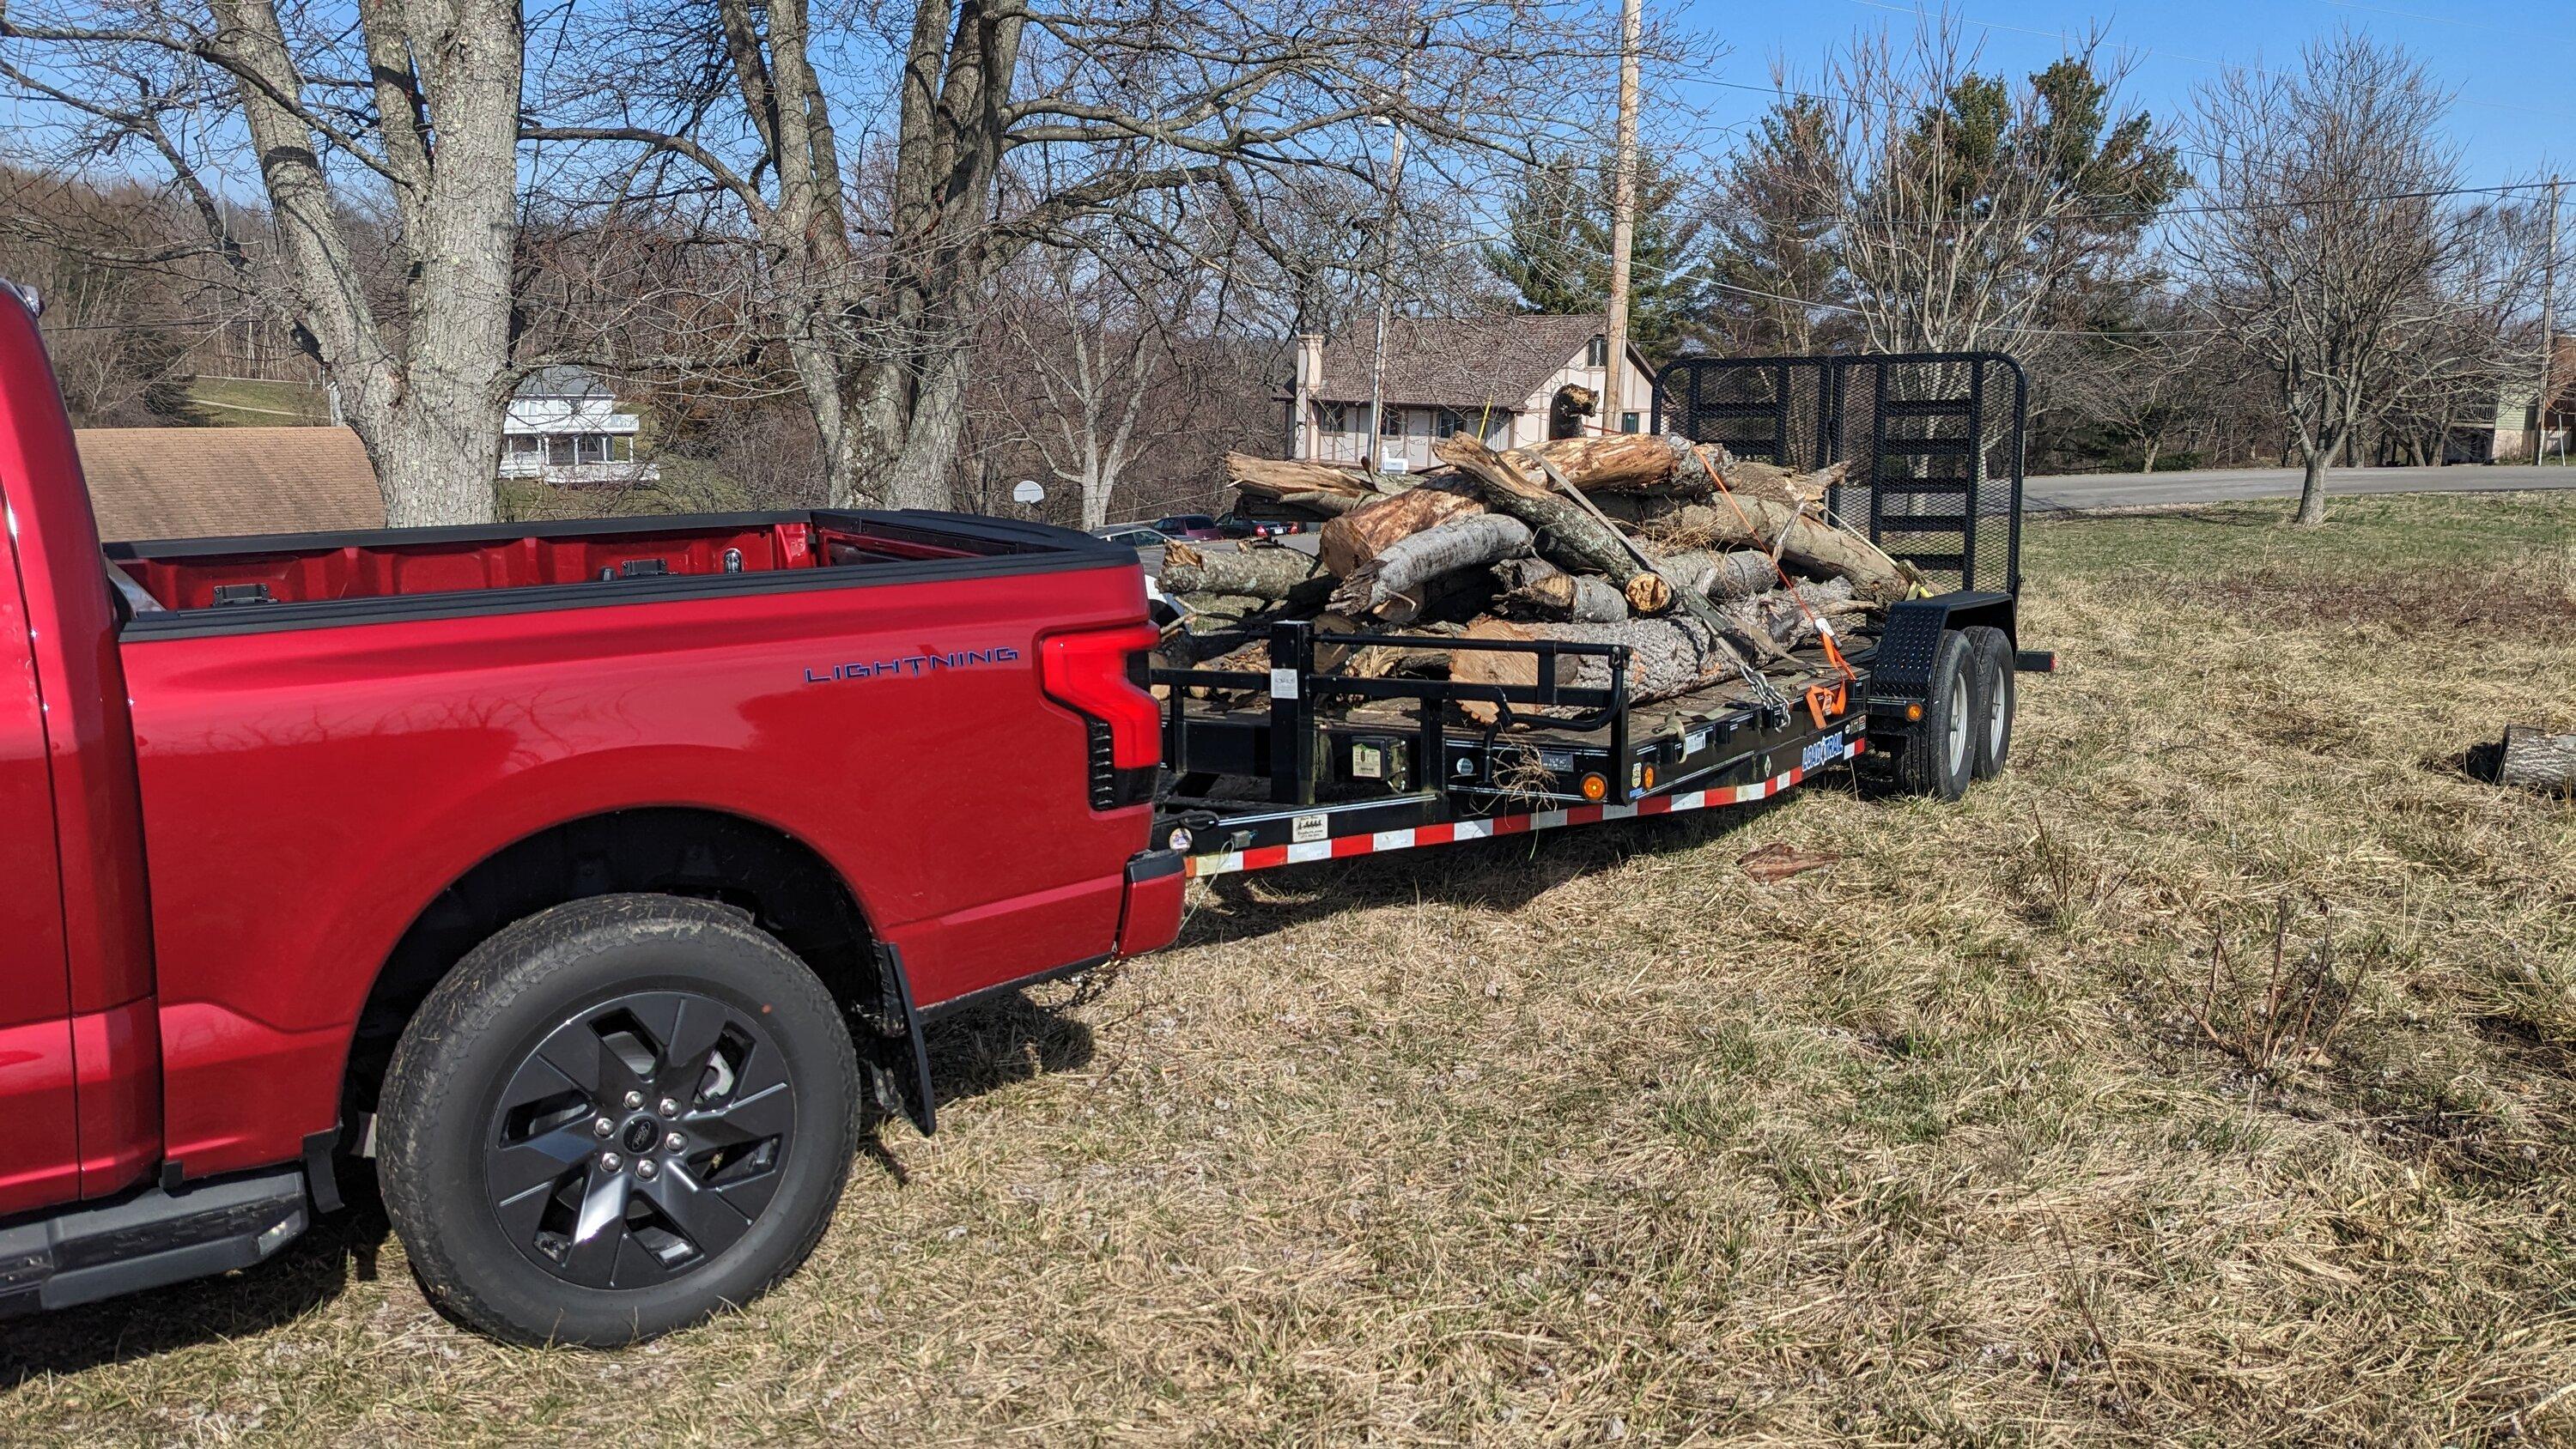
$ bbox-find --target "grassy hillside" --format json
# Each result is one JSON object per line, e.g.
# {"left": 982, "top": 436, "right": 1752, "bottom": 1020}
{"left": 4, "top": 493, "right": 2572, "bottom": 1445}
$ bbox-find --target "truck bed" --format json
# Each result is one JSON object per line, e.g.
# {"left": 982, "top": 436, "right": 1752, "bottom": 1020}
{"left": 106, "top": 510, "right": 1107, "bottom": 632}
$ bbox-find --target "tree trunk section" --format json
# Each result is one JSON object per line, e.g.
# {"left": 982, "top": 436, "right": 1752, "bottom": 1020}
{"left": 1319, "top": 487, "right": 1485, "bottom": 575}
{"left": 1330, "top": 514, "right": 1530, "bottom": 616}
{"left": 1160, "top": 542, "right": 1325, "bottom": 600}
{"left": 1655, "top": 549, "right": 1777, "bottom": 601}
{"left": 1436, "top": 434, "right": 1680, "bottom": 615}
{"left": 2498, "top": 727, "right": 2576, "bottom": 793}
{"left": 1504, "top": 433, "right": 1704, "bottom": 494}
{"left": 1494, "top": 559, "right": 1631, "bottom": 621}
{"left": 1645, "top": 500, "right": 1909, "bottom": 602}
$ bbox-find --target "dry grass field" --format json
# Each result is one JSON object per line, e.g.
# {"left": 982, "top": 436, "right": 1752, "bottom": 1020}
{"left": 4, "top": 492, "right": 2573, "bottom": 1446}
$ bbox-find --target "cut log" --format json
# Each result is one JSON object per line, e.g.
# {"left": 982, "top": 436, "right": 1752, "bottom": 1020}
{"left": 1504, "top": 433, "right": 1704, "bottom": 495}
{"left": 1372, "top": 566, "right": 1504, "bottom": 627}
{"left": 1494, "top": 558, "right": 1630, "bottom": 622}
{"left": 1330, "top": 513, "right": 1533, "bottom": 617}
{"left": 2497, "top": 726, "right": 2576, "bottom": 793}
{"left": 1436, "top": 433, "right": 1683, "bottom": 617}
{"left": 1319, "top": 486, "right": 1485, "bottom": 576}
{"left": 1644, "top": 497, "right": 1910, "bottom": 602}
{"left": 1450, "top": 617, "right": 1547, "bottom": 724}
{"left": 1225, "top": 452, "right": 1377, "bottom": 500}
{"left": 1159, "top": 541, "right": 1327, "bottom": 602}
{"left": 1522, "top": 615, "right": 1755, "bottom": 703}
{"left": 1657, "top": 548, "right": 1779, "bottom": 601}
{"left": 1713, "top": 578, "right": 1863, "bottom": 661}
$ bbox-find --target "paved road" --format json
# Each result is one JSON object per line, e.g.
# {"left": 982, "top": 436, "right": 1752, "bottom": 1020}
{"left": 2025, "top": 464, "right": 2576, "bottom": 512}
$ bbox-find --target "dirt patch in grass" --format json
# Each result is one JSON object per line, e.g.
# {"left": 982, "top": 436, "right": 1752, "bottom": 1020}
{"left": 4, "top": 494, "right": 2575, "bottom": 1445}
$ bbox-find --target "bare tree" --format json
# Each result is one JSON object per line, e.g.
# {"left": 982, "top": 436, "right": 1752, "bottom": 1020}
{"left": 2177, "top": 31, "right": 2500, "bottom": 524}
{"left": 2, "top": 0, "right": 529, "bottom": 524}
{"left": 534, "top": 0, "right": 1616, "bottom": 511}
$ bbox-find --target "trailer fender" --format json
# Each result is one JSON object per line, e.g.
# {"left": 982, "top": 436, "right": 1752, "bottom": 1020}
{"left": 1863, "top": 591, "right": 2016, "bottom": 749}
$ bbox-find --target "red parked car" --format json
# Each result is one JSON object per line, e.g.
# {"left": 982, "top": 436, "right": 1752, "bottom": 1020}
{"left": 0, "top": 282, "right": 1181, "bottom": 1344}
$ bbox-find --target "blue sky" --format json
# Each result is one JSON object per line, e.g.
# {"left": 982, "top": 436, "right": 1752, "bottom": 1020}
{"left": 1668, "top": 0, "right": 2573, "bottom": 188}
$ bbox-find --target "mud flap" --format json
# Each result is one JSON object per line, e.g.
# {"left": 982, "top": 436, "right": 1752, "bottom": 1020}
{"left": 867, "top": 943, "right": 938, "bottom": 1137}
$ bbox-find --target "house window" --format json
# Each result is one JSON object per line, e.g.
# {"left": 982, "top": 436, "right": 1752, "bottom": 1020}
{"left": 508, "top": 434, "right": 538, "bottom": 457}
{"left": 547, "top": 435, "right": 576, "bottom": 466}
{"left": 1586, "top": 335, "right": 1607, "bottom": 367}
{"left": 1379, "top": 407, "right": 1404, "bottom": 437}
{"left": 1620, "top": 412, "right": 1641, "bottom": 433}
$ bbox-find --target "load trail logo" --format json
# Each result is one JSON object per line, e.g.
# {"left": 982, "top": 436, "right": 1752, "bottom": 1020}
{"left": 805, "top": 646, "right": 1021, "bottom": 684}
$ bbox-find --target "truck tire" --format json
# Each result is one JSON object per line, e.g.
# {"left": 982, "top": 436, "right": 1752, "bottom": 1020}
{"left": 1893, "top": 630, "right": 1980, "bottom": 802}
{"left": 1962, "top": 626, "right": 2015, "bottom": 780}
{"left": 379, "top": 894, "right": 860, "bottom": 1346}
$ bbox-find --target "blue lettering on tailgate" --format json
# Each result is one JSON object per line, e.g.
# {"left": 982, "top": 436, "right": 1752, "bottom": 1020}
{"left": 1800, "top": 731, "right": 1844, "bottom": 772}
{"left": 805, "top": 646, "right": 1022, "bottom": 684}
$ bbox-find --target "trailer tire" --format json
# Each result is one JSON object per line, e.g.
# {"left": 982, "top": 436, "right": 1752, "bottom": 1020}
{"left": 1893, "top": 630, "right": 1979, "bottom": 802}
{"left": 379, "top": 894, "right": 860, "bottom": 1346}
{"left": 1962, "top": 626, "right": 2014, "bottom": 780}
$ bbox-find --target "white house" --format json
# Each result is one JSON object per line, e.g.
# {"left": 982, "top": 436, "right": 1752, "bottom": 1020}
{"left": 499, "top": 366, "right": 656, "bottom": 486}
{"left": 1287, "top": 314, "right": 1659, "bottom": 473}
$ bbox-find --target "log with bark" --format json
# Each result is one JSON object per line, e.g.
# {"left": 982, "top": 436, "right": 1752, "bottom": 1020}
{"left": 1328, "top": 513, "right": 1532, "bottom": 617}
{"left": 1519, "top": 615, "right": 1755, "bottom": 705}
{"left": 1318, "top": 485, "right": 1485, "bottom": 576}
{"left": 2496, "top": 726, "right": 2576, "bottom": 793}
{"left": 1224, "top": 452, "right": 1378, "bottom": 501}
{"left": 1435, "top": 434, "right": 1679, "bottom": 615}
{"left": 1643, "top": 497, "right": 1911, "bottom": 602}
{"left": 1492, "top": 557, "right": 1630, "bottom": 622}
{"left": 1654, "top": 548, "right": 1778, "bottom": 602}
{"left": 1159, "top": 540, "right": 1328, "bottom": 603}
{"left": 1503, "top": 432, "right": 1710, "bottom": 496}
{"left": 1712, "top": 578, "right": 1867, "bottom": 662}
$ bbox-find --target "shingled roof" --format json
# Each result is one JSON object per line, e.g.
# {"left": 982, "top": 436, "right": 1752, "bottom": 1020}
{"left": 1307, "top": 314, "right": 1616, "bottom": 409}
{"left": 76, "top": 426, "right": 384, "bottom": 542}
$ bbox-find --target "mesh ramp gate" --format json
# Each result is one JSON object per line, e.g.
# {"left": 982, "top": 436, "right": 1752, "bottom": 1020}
{"left": 1651, "top": 352, "right": 2026, "bottom": 597}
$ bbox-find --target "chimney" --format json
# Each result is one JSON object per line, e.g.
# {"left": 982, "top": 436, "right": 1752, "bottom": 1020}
{"left": 1291, "top": 333, "right": 1325, "bottom": 460}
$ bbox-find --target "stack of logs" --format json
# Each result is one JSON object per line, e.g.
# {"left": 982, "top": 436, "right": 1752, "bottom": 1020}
{"left": 1161, "top": 432, "right": 1918, "bottom": 718}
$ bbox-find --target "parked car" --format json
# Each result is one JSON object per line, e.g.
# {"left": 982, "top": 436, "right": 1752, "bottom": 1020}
{"left": 0, "top": 282, "right": 1182, "bottom": 1345}
{"left": 1217, "top": 515, "right": 1302, "bottom": 539}
{"left": 1091, "top": 524, "right": 1170, "bottom": 549}
{"left": 1151, "top": 513, "right": 1224, "bottom": 541}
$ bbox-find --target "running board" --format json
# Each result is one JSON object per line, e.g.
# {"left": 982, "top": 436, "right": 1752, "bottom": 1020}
{"left": 0, "top": 1167, "right": 310, "bottom": 1314}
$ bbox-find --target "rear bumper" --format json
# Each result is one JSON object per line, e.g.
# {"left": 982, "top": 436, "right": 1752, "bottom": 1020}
{"left": 1115, "top": 848, "right": 1186, "bottom": 956}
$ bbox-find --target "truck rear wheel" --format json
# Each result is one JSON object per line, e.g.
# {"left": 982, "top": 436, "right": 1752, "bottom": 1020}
{"left": 1962, "top": 626, "right": 2015, "bottom": 780}
{"left": 1893, "top": 630, "right": 1980, "bottom": 802}
{"left": 378, "top": 894, "right": 860, "bottom": 1346}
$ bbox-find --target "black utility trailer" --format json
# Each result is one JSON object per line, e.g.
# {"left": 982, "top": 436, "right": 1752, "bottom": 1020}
{"left": 1149, "top": 352, "right": 2053, "bottom": 880}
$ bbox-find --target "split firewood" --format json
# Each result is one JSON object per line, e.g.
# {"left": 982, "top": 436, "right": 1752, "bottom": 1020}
{"left": 2497, "top": 726, "right": 2576, "bottom": 793}
{"left": 1160, "top": 540, "right": 1328, "bottom": 603}
{"left": 1319, "top": 485, "right": 1485, "bottom": 576}
{"left": 1492, "top": 557, "right": 1630, "bottom": 622}
{"left": 1449, "top": 617, "right": 1546, "bottom": 724}
{"left": 1329, "top": 513, "right": 1533, "bottom": 617}
{"left": 1436, "top": 433, "right": 1684, "bottom": 618}
{"left": 1655, "top": 548, "right": 1778, "bottom": 602}
{"left": 1225, "top": 453, "right": 1378, "bottom": 501}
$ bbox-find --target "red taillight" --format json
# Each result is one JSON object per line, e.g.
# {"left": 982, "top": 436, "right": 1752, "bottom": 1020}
{"left": 1040, "top": 623, "right": 1162, "bottom": 770}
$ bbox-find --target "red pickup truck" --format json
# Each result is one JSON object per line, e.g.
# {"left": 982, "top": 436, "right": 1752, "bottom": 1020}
{"left": 0, "top": 283, "right": 1181, "bottom": 1343}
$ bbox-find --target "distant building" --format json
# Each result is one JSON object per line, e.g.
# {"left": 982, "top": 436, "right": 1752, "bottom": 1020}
{"left": 1285, "top": 314, "right": 1659, "bottom": 473}
{"left": 500, "top": 366, "right": 656, "bottom": 486}
{"left": 2486, "top": 336, "right": 2576, "bottom": 464}
{"left": 75, "top": 425, "right": 382, "bottom": 541}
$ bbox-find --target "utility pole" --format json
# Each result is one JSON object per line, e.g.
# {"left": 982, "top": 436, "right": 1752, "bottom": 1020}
{"left": 2541, "top": 174, "right": 2563, "bottom": 464}
{"left": 1601, "top": 0, "right": 1643, "bottom": 432}
{"left": 1364, "top": 25, "right": 1425, "bottom": 476}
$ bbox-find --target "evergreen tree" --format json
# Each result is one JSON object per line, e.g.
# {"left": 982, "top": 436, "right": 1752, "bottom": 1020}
{"left": 1482, "top": 152, "right": 1710, "bottom": 361}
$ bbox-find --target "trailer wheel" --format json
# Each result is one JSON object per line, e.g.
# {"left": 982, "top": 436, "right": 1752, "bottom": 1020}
{"left": 378, "top": 894, "right": 860, "bottom": 1346}
{"left": 1962, "top": 626, "right": 2015, "bottom": 780}
{"left": 1894, "top": 631, "right": 1979, "bottom": 802}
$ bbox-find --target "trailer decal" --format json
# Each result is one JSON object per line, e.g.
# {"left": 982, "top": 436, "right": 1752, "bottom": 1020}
{"left": 1184, "top": 737, "right": 1867, "bottom": 878}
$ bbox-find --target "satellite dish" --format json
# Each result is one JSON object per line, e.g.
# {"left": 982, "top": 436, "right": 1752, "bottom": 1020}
{"left": 1012, "top": 479, "right": 1046, "bottom": 505}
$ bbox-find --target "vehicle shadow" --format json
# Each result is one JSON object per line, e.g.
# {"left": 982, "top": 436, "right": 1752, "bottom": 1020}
{"left": 0, "top": 1172, "right": 396, "bottom": 1386}
{"left": 1172, "top": 785, "right": 1816, "bottom": 952}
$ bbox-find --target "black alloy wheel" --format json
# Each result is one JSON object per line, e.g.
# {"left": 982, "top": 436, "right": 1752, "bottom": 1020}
{"left": 487, "top": 989, "right": 797, "bottom": 1289}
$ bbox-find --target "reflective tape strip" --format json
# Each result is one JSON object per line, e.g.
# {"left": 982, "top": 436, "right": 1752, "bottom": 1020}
{"left": 1182, "top": 737, "right": 1864, "bottom": 878}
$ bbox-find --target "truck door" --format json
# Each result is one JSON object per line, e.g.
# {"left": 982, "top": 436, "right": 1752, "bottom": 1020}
{"left": 0, "top": 524, "right": 82, "bottom": 1216}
